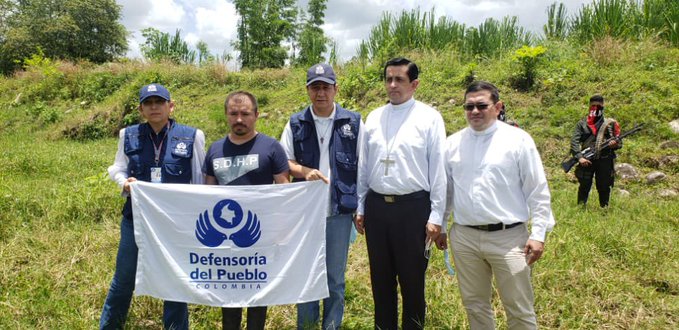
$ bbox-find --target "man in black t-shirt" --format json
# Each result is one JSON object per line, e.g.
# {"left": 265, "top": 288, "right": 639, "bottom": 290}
{"left": 203, "top": 90, "right": 289, "bottom": 329}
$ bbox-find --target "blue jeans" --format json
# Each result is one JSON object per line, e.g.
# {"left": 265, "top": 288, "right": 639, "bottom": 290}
{"left": 100, "top": 216, "right": 189, "bottom": 330}
{"left": 297, "top": 213, "right": 353, "bottom": 330}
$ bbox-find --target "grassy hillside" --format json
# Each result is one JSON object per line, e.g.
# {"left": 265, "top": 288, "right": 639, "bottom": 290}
{"left": 0, "top": 38, "right": 677, "bottom": 329}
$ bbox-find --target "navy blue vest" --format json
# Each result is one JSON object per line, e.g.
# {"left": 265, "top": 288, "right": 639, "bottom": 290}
{"left": 121, "top": 120, "right": 197, "bottom": 217}
{"left": 289, "top": 104, "right": 360, "bottom": 215}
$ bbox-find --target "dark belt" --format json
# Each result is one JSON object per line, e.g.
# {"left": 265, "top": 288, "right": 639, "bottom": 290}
{"left": 464, "top": 222, "right": 523, "bottom": 232}
{"left": 369, "top": 190, "right": 429, "bottom": 203}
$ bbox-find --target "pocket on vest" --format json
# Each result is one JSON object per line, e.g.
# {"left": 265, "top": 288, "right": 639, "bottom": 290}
{"left": 335, "top": 151, "right": 357, "bottom": 170}
{"left": 128, "top": 163, "right": 144, "bottom": 177}
{"left": 336, "top": 181, "right": 357, "bottom": 213}
{"left": 296, "top": 152, "right": 315, "bottom": 167}
{"left": 124, "top": 134, "right": 143, "bottom": 155}
{"left": 165, "top": 163, "right": 187, "bottom": 177}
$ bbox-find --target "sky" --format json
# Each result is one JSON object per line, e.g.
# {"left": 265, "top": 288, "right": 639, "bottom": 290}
{"left": 116, "top": 0, "right": 594, "bottom": 63}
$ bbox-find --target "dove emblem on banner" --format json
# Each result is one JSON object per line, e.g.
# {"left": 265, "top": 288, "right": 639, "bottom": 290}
{"left": 195, "top": 199, "right": 261, "bottom": 248}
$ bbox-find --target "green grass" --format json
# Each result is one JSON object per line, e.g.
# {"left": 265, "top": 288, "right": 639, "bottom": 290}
{"left": 1, "top": 37, "right": 678, "bottom": 328}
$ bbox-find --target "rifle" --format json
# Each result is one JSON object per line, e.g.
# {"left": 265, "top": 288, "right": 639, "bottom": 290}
{"left": 561, "top": 124, "right": 643, "bottom": 173}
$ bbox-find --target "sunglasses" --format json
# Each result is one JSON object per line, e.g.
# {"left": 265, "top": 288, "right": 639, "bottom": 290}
{"left": 462, "top": 103, "right": 494, "bottom": 111}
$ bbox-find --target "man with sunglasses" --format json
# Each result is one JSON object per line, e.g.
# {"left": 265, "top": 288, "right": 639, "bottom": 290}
{"left": 438, "top": 81, "right": 554, "bottom": 329}
{"left": 570, "top": 94, "right": 621, "bottom": 207}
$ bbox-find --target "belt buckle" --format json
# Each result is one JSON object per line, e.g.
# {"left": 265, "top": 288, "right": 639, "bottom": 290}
{"left": 384, "top": 196, "right": 395, "bottom": 203}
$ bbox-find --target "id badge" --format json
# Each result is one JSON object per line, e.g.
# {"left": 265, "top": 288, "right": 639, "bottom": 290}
{"left": 151, "top": 167, "right": 162, "bottom": 183}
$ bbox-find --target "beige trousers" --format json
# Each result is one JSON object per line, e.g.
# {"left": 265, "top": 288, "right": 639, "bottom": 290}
{"left": 450, "top": 223, "right": 537, "bottom": 330}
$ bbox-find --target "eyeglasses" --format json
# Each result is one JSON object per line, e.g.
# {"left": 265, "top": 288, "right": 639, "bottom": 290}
{"left": 462, "top": 103, "right": 494, "bottom": 111}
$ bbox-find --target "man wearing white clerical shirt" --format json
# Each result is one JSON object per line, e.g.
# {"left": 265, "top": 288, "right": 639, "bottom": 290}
{"left": 354, "top": 57, "right": 447, "bottom": 330}
{"left": 438, "top": 81, "right": 555, "bottom": 330}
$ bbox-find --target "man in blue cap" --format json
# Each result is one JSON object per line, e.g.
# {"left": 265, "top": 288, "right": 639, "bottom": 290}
{"left": 100, "top": 83, "right": 206, "bottom": 329}
{"left": 280, "top": 63, "right": 363, "bottom": 329}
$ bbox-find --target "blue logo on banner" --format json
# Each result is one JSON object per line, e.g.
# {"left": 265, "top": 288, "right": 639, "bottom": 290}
{"left": 195, "top": 199, "right": 261, "bottom": 248}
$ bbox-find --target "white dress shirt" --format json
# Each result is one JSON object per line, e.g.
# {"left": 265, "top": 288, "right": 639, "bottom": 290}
{"left": 357, "top": 98, "right": 447, "bottom": 226}
{"left": 108, "top": 126, "right": 206, "bottom": 196}
{"left": 443, "top": 121, "right": 555, "bottom": 242}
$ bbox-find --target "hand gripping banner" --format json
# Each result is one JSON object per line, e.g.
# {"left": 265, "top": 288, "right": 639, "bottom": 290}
{"left": 130, "top": 180, "right": 329, "bottom": 307}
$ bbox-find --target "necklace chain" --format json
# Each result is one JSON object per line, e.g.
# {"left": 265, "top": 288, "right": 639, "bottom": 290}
{"left": 319, "top": 118, "right": 333, "bottom": 144}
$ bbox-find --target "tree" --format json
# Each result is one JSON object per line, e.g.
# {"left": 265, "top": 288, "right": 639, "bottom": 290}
{"left": 233, "top": 0, "right": 297, "bottom": 69}
{"left": 0, "top": 0, "right": 14, "bottom": 37}
{"left": 196, "top": 40, "right": 214, "bottom": 65}
{"left": 294, "top": 0, "right": 328, "bottom": 66}
{"left": 0, "top": 0, "right": 127, "bottom": 74}
{"left": 295, "top": 26, "right": 327, "bottom": 66}
{"left": 287, "top": 7, "right": 303, "bottom": 64}
{"left": 140, "top": 28, "right": 196, "bottom": 64}
{"left": 328, "top": 39, "right": 338, "bottom": 66}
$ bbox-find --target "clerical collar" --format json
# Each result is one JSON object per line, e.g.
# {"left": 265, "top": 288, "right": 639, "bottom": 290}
{"left": 390, "top": 98, "right": 415, "bottom": 111}
{"left": 470, "top": 120, "right": 499, "bottom": 136}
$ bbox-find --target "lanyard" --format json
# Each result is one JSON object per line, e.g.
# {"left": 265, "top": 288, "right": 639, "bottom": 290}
{"left": 150, "top": 122, "right": 170, "bottom": 166}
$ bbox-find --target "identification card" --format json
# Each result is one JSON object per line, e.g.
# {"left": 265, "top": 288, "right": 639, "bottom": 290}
{"left": 151, "top": 167, "right": 162, "bottom": 183}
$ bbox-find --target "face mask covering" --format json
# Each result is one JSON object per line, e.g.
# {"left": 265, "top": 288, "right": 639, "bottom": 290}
{"left": 587, "top": 104, "right": 604, "bottom": 134}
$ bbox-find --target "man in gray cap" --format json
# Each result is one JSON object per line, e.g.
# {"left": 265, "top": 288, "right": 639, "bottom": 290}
{"left": 100, "top": 83, "right": 206, "bottom": 330}
{"left": 280, "top": 63, "right": 363, "bottom": 329}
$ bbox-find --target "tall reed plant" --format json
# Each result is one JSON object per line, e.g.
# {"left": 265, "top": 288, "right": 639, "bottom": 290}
{"left": 570, "top": 0, "right": 679, "bottom": 46}
{"left": 358, "top": 8, "right": 531, "bottom": 63}
{"left": 544, "top": 2, "right": 569, "bottom": 40}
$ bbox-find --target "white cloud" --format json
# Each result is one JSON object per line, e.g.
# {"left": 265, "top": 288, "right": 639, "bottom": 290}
{"left": 184, "top": 32, "right": 200, "bottom": 46}
{"left": 146, "top": 0, "right": 186, "bottom": 27}
{"left": 193, "top": 2, "right": 239, "bottom": 52}
{"left": 118, "top": 0, "right": 152, "bottom": 31}
{"left": 126, "top": 37, "right": 143, "bottom": 59}
{"left": 117, "top": 0, "right": 595, "bottom": 62}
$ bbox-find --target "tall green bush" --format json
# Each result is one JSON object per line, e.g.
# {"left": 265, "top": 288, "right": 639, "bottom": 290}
{"left": 510, "top": 45, "right": 547, "bottom": 90}
{"left": 141, "top": 28, "right": 197, "bottom": 64}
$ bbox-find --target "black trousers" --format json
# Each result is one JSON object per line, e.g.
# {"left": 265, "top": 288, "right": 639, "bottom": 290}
{"left": 575, "top": 157, "right": 615, "bottom": 207}
{"left": 221, "top": 306, "right": 267, "bottom": 330}
{"left": 364, "top": 190, "right": 430, "bottom": 330}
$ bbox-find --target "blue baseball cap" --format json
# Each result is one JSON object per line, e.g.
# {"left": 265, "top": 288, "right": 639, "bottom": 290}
{"left": 306, "top": 63, "right": 336, "bottom": 86}
{"left": 139, "top": 83, "right": 171, "bottom": 103}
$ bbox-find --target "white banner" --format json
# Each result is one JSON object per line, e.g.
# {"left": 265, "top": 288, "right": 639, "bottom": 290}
{"left": 130, "top": 180, "right": 329, "bottom": 307}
